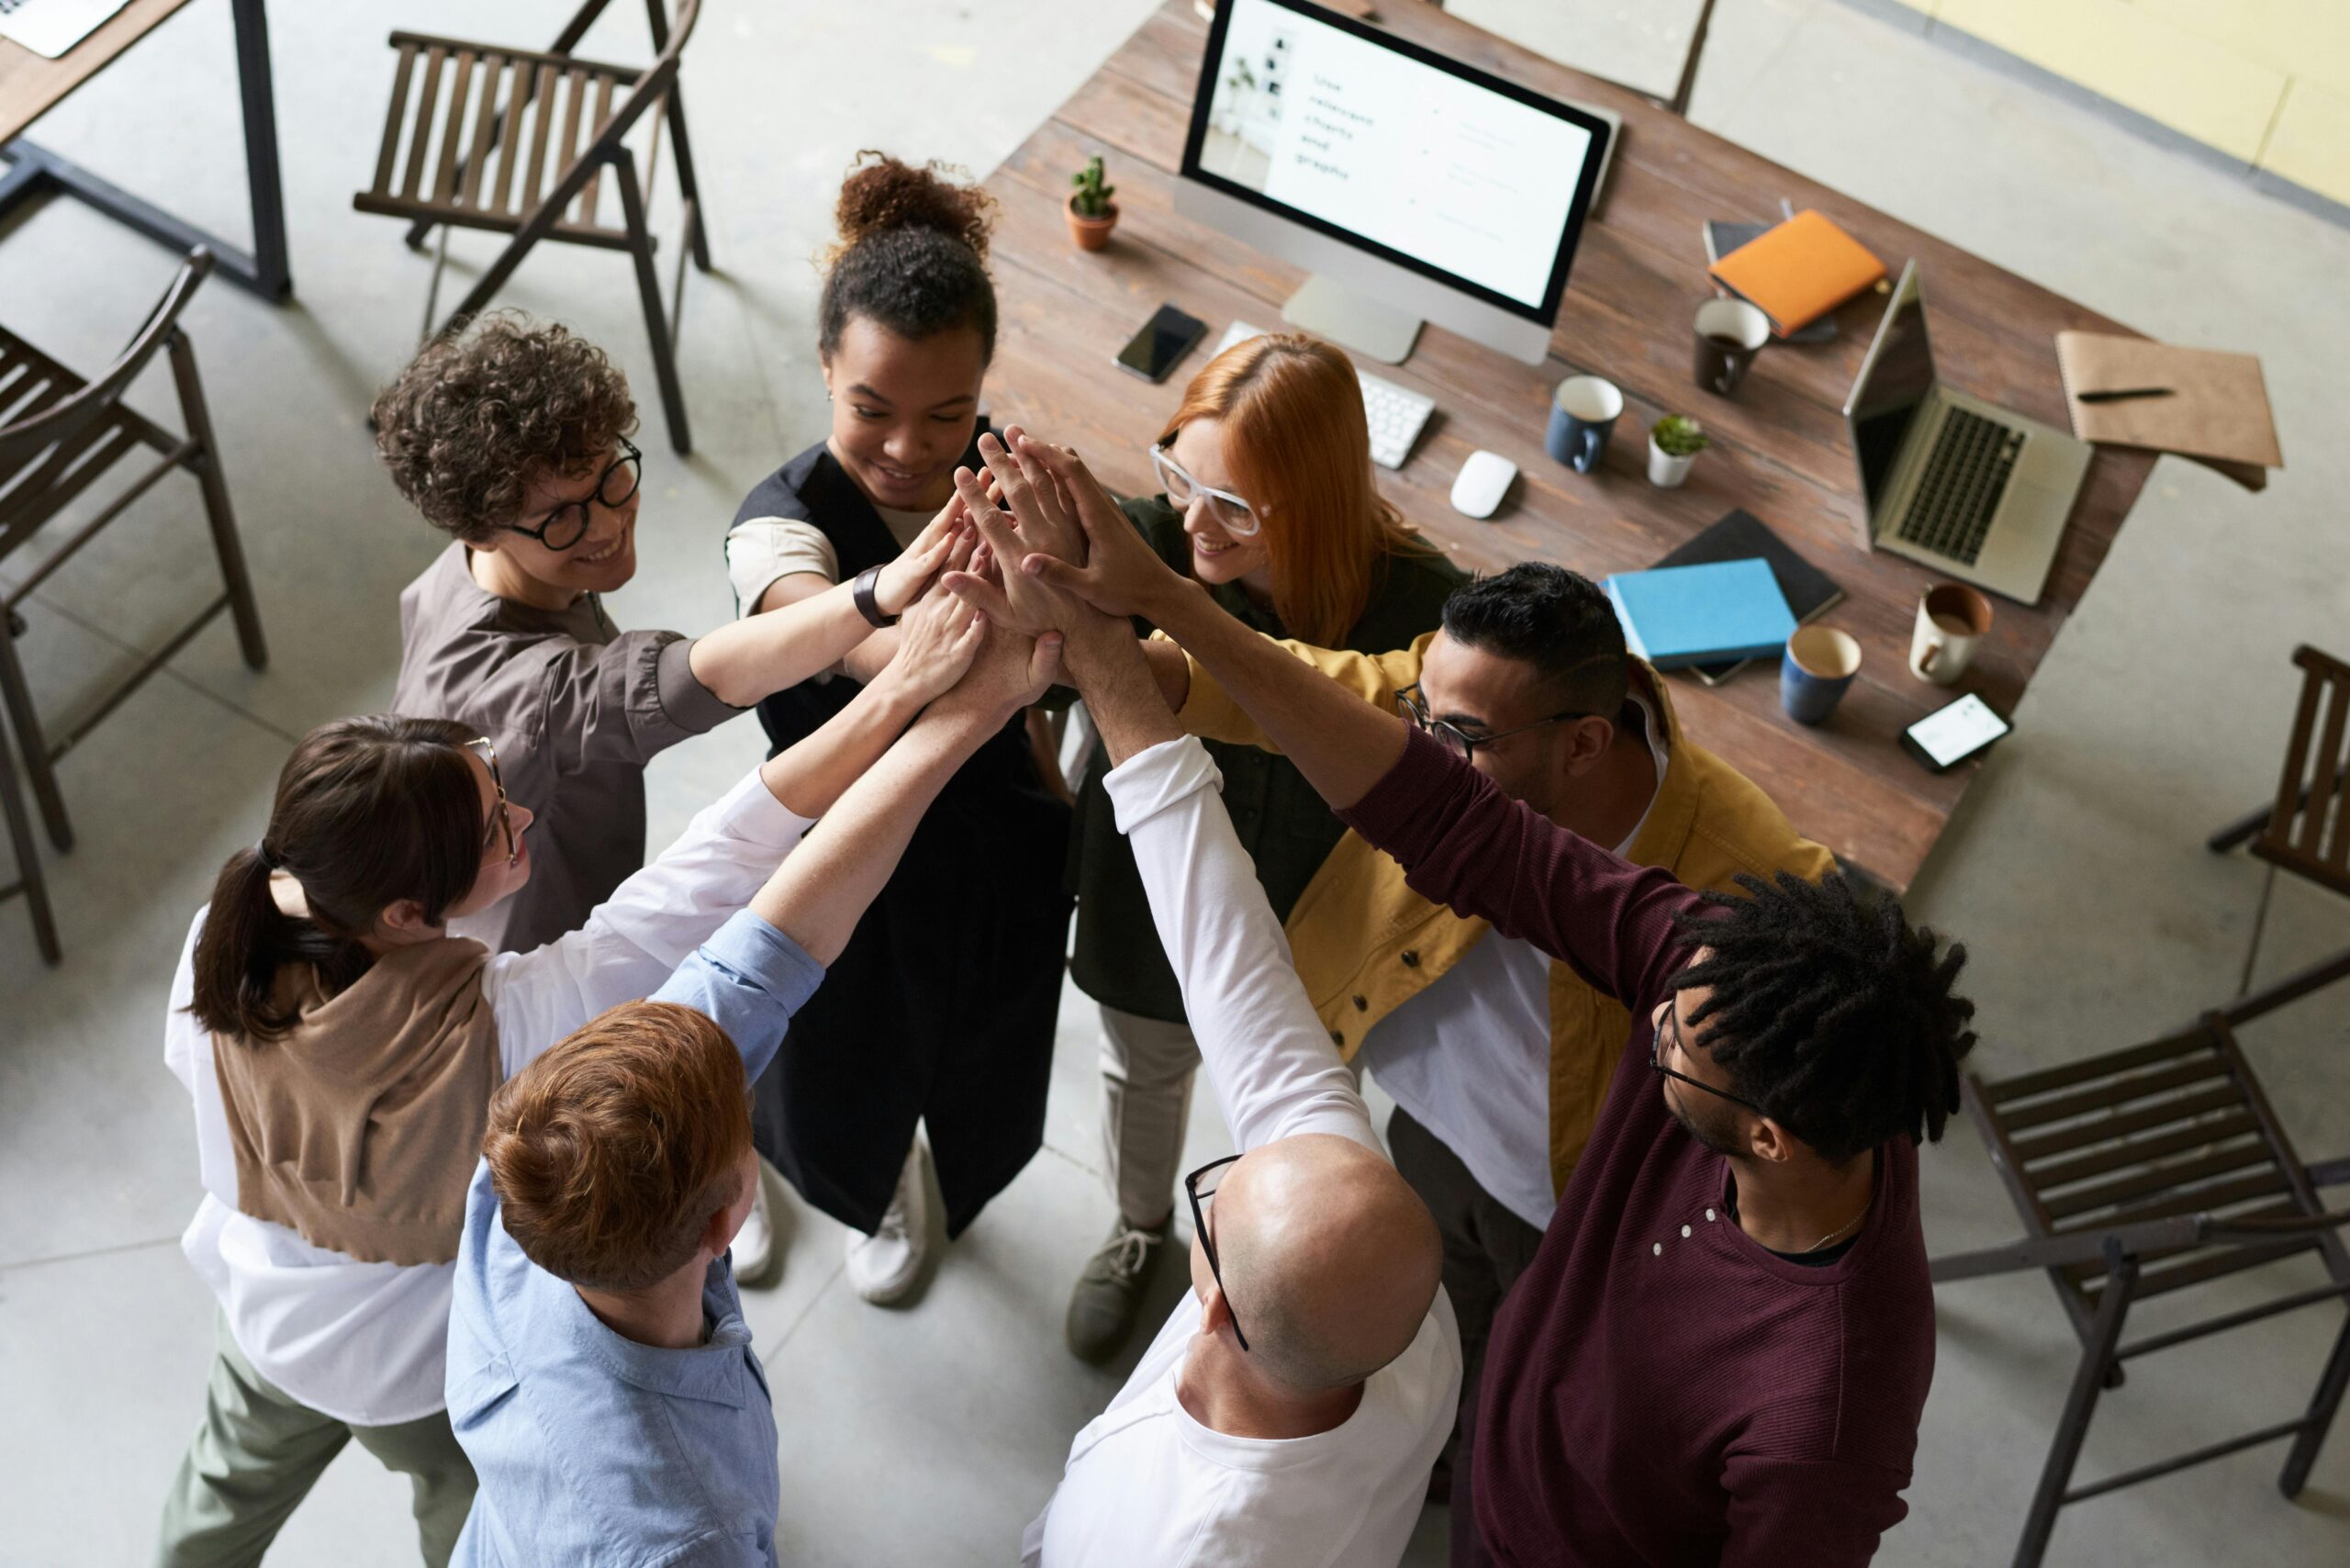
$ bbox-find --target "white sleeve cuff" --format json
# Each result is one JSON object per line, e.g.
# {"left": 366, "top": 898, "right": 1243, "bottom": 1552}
{"left": 1102, "top": 735, "right": 1224, "bottom": 834}
{"left": 708, "top": 764, "right": 819, "bottom": 850}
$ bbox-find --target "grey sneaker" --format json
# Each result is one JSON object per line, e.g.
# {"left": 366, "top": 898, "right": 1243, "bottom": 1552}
{"left": 1066, "top": 1215, "right": 1170, "bottom": 1363}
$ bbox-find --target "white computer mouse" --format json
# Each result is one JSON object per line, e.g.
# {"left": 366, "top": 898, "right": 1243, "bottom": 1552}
{"left": 1449, "top": 450, "right": 1517, "bottom": 519}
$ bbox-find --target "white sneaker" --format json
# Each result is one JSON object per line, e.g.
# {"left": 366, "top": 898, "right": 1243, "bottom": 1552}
{"left": 732, "top": 1160, "right": 783, "bottom": 1289}
{"left": 845, "top": 1142, "right": 932, "bottom": 1305}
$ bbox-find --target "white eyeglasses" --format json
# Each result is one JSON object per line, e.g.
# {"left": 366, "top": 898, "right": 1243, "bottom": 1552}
{"left": 1149, "top": 443, "right": 1260, "bottom": 537}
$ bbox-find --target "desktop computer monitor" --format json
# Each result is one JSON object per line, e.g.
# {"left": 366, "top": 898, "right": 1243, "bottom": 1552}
{"left": 1177, "top": 0, "right": 1612, "bottom": 366}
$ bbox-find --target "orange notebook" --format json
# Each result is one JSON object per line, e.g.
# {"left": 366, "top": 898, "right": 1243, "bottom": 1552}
{"left": 1707, "top": 211, "right": 1886, "bottom": 338}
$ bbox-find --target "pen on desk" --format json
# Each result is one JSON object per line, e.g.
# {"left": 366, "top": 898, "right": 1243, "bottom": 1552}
{"left": 2077, "top": 387, "right": 2176, "bottom": 403}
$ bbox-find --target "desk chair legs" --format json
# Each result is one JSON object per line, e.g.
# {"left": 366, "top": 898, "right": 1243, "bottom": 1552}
{"left": 0, "top": 623, "right": 66, "bottom": 849}
{"left": 615, "top": 152, "right": 690, "bottom": 455}
{"left": 2015, "top": 1248, "right": 2138, "bottom": 1568}
{"left": 168, "top": 332, "right": 268, "bottom": 672}
{"left": 2281, "top": 1307, "right": 2350, "bottom": 1496}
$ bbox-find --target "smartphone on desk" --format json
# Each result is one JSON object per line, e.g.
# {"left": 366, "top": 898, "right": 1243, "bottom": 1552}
{"left": 1116, "top": 304, "right": 1208, "bottom": 384}
{"left": 1902, "top": 694, "right": 2011, "bottom": 773}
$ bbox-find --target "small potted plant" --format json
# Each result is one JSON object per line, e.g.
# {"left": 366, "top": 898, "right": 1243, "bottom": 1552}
{"left": 1648, "top": 414, "right": 1708, "bottom": 488}
{"left": 1068, "top": 154, "right": 1118, "bottom": 252}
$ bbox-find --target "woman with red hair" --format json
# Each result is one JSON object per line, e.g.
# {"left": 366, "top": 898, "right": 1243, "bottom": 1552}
{"left": 1060, "top": 333, "right": 1463, "bottom": 1362}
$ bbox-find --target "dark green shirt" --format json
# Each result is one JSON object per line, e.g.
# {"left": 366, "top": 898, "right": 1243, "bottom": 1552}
{"left": 1067, "top": 496, "right": 1466, "bottom": 1022}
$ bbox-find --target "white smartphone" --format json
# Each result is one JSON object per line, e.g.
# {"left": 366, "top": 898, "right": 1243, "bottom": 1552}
{"left": 1902, "top": 694, "right": 2010, "bottom": 773}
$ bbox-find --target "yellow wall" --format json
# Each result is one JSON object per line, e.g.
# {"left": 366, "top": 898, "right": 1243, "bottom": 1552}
{"left": 1879, "top": 0, "right": 2350, "bottom": 205}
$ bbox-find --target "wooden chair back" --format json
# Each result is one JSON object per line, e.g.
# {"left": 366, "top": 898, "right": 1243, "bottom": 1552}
{"left": 2253, "top": 645, "right": 2350, "bottom": 900}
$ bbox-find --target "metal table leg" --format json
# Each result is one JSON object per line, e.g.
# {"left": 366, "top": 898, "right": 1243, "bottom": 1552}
{"left": 0, "top": 0, "right": 291, "bottom": 300}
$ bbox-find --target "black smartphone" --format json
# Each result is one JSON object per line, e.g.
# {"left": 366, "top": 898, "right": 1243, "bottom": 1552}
{"left": 1116, "top": 304, "right": 1208, "bottom": 384}
{"left": 1901, "top": 693, "right": 2011, "bottom": 773}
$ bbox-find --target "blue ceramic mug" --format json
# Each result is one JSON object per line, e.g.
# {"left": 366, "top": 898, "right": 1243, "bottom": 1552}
{"left": 1547, "top": 375, "right": 1623, "bottom": 474}
{"left": 1781, "top": 626, "right": 1862, "bottom": 726}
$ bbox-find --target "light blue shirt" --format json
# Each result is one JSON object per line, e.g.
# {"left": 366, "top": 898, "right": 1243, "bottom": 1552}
{"left": 446, "top": 910, "right": 825, "bottom": 1567}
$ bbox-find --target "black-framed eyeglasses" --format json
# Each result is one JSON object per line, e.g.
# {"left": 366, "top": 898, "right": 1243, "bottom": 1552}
{"left": 1651, "top": 1001, "right": 1767, "bottom": 1116}
{"left": 1184, "top": 1152, "right": 1249, "bottom": 1351}
{"left": 506, "top": 439, "right": 642, "bottom": 551}
{"left": 1394, "top": 682, "right": 1597, "bottom": 763}
{"left": 464, "top": 737, "right": 519, "bottom": 868}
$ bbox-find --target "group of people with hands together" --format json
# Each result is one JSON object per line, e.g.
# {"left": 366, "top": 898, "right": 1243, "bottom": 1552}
{"left": 152, "top": 151, "right": 1982, "bottom": 1568}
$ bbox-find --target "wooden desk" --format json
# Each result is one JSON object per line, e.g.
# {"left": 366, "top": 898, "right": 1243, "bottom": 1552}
{"left": 0, "top": 0, "right": 289, "bottom": 297}
{"left": 980, "top": 0, "right": 2153, "bottom": 891}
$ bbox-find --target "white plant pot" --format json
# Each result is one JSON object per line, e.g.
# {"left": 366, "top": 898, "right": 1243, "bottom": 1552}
{"left": 1648, "top": 437, "right": 1697, "bottom": 488}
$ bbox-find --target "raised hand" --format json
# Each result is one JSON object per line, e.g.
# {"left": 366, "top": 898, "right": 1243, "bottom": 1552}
{"left": 936, "top": 618, "right": 1065, "bottom": 722}
{"left": 884, "top": 573, "right": 987, "bottom": 707}
{"left": 1009, "top": 437, "right": 1193, "bottom": 622}
{"left": 941, "top": 463, "right": 1084, "bottom": 638}
{"left": 872, "top": 469, "right": 998, "bottom": 618}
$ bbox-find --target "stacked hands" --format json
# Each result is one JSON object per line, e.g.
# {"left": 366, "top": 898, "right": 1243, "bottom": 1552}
{"left": 878, "top": 424, "right": 1193, "bottom": 715}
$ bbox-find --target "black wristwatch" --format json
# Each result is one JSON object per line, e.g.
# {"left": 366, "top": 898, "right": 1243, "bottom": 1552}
{"left": 852, "top": 565, "right": 898, "bottom": 628}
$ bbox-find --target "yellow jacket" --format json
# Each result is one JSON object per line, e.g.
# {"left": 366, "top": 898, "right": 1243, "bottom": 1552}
{"left": 1175, "top": 633, "right": 1836, "bottom": 1198}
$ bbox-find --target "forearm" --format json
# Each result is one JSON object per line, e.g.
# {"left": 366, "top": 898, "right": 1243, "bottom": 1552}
{"left": 1141, "top": 577, "right": 1409, "bottom": 812}
{"left": 1069, "top": 623, "right": 1183, "bottom": 767}
{"left": 688, "top": 581, "right": 874, "bottom": 707}
{"left": 753, "top": 701, "right": 1002, "bottom": 964}
{"left": 756, "top": 666, "right": 927, "bottom": 819}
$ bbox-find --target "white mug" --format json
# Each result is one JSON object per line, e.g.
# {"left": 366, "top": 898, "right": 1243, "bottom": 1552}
{"left": 1909, "top": 583, "right": 1992, "bottom": 686}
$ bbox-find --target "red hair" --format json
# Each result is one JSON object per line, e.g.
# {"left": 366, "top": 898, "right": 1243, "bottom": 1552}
{"left": 1159, "top": 334, "right": 1424, "bottom": 645}
{"left": 484, "top": 1002, "right": 751, "bottom": 1292}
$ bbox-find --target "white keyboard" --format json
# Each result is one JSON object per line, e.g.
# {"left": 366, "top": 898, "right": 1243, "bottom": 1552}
{"left": 1214, "top": 321, "right": 1434, "bottom": 470}
{"left": 0, "top": 0, "right": 129, "bottom": 59}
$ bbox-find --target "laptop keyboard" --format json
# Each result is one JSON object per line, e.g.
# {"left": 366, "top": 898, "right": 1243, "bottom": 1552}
{"left": 1895, "top": 407, "right": 2025, "bottom": 566}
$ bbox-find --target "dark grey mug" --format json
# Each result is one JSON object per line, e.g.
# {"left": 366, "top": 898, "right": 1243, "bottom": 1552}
{"left": 1694, "top": 297, "right": 1771, "bottom": 397}
{"left": 1547, "top": 375, "right": 1623, "bottom": 474}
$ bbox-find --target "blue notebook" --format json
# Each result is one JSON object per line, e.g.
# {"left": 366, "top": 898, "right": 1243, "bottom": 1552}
{"left": 1603, "top": 558, "right": 1796, "bottom": 670}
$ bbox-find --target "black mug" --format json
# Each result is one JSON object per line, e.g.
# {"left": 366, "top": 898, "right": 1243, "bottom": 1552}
{"left": 1694, "top": 297, "right": 1770, "bottom": 397}
{"left": 1546, "top": 375, "right": 1623, "bottom": 474}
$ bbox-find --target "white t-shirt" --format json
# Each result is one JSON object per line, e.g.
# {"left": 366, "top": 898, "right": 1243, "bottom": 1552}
{"left": 1356, "top": 694, "right": 1670, "bottom": 1231}
{"left": 1024, "top": 736, "right": 1461, "bottom": 1567}
{"left": 723, "top": 498, "right": 936, "bottom": 612}
{"left": 1023, "top": 1291, "right": 1460, "bottom": 1568}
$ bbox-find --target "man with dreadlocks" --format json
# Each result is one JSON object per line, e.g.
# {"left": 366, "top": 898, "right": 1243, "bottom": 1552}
{"left": 997, "top": 432, "right": 1979, "bottom": 1568}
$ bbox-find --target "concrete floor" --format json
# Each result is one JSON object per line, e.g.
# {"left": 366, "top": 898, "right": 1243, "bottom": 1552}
{"left": 1, "top": 1, "right": 2346, "bottom": 1564}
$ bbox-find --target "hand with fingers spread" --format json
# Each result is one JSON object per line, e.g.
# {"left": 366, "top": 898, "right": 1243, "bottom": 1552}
{"left": 870, "top": 469, "right": 998, "bottom": 618}
{"left": 883, "top": 574, "right": 988, "bottom": 708}
{"left": 942, "top": 462, "right": 1092, "bottom": 640}
{"left": 999, "top": 435, "right": 1197, "bottom": 623}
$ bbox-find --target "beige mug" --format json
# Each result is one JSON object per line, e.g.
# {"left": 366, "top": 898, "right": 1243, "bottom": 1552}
{"left": 1909, "top": 583, "right": 1992, "bottom": 685}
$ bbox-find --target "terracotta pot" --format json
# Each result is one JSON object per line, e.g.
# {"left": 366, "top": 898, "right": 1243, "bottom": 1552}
{"left": 1067, "top": 197, "right": 1119, "bottom": 252}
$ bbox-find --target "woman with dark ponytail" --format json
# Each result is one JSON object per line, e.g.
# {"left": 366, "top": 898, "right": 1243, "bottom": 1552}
{"left": 154, "top": 588, "right": 986, "bottom": 1565}
{"left": 723, "top": 152, "right": 1071, "bottom": 1305}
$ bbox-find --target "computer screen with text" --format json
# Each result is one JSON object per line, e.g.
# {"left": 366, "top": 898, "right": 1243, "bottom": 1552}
{"left": 1189, "top": 0, "right": 1601, "bottom": 315}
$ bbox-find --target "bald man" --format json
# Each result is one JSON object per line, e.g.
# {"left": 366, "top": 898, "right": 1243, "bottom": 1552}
{"left": 1014, "top": 553, "right": 1461, "bottom": 1567}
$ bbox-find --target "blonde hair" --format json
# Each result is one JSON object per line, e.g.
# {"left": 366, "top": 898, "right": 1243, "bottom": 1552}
{"left": 1159, "top": 334, "right": 1423, "bottom": 645}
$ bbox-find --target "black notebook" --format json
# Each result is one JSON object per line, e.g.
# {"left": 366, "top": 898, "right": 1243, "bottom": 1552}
{"left": 1651, "top": 510, "right": 1844, "bottom": 685}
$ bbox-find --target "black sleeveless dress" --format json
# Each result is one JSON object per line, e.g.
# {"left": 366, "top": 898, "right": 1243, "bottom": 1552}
{"left": 729, "top": 429, "right": 1073, "bottom": 1237}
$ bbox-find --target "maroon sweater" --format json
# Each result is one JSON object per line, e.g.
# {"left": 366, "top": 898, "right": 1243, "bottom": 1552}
{"left": 1340, "top": 728, "right": 1933, "bottom": 1567}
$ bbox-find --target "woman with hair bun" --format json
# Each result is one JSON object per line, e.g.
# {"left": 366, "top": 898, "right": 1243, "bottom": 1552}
{"left": 723, "top": 152, "right": 1071, "bottom": 1305}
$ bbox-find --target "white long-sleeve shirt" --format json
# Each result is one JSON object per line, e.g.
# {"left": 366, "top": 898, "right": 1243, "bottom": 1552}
{"left": 1026, "top": 737, "right": 1460, "bottom": 1568}
{"left": 163, "top": 767, "right": 813, "bottom": 1426}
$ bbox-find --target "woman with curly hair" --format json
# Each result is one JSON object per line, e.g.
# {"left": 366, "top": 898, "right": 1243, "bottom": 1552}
{"left": 722, "top": 153, "right": 1072, "bottom": 1305}
{"left": 376, "top": 314, "right": 969, "bottom": 1282}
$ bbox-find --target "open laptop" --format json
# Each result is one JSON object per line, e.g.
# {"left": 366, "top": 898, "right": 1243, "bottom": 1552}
{"left": 0, "top": 0, "right": 129, "bottom": 59}
{"left": 1842, "top": 260, "right": 2090, "bottom": 605}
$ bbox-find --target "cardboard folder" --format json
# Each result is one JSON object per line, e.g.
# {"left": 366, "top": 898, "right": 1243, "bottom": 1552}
{"left": 2054, "top": 331, "right": 2282, "bottom": 494}
{"left": 1707, "top": 211, "right": 1886, "bottom": 338}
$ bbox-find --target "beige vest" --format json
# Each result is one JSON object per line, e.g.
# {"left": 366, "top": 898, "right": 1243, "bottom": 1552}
{"left": 210, "top": 936, "right": 501, "bottom": 1267}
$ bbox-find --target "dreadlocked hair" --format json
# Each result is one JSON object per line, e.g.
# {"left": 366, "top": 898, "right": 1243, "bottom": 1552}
{"left": 1670, "top": 870, "right": 1975, "bottom": 1166}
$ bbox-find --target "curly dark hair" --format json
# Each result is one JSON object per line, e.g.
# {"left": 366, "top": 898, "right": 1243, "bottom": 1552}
{"left": 371, "top": 312, "right": 638, "bottom": 543}
{"left": 1671, "top": 871, "right": 1975, "bottom": 1166}
{"left": 818, "top": 151, "right": 998, "bottom": 363}
{"left": 1441, "top": 564, "right": 1629, "bottom": 721}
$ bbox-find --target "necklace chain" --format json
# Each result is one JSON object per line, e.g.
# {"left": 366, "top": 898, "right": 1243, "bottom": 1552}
{"left": 1807, "top": 1205, "right": 1868, "bottom": 1254}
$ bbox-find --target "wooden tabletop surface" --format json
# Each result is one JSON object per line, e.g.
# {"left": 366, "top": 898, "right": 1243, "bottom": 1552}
{"left": 979, "top": 0, "right": 2154, "bottom": 890}
{"left": 0, "top": 0, "right": 193, "bottom": 147}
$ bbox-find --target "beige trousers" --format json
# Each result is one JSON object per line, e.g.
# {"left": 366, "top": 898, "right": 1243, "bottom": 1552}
{"left": 1096, "top": 1003, "right": 1201, "bottom": 1227}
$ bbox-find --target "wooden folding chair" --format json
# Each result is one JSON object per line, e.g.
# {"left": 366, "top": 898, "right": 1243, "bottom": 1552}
{"left": 353, "top": 0, "right": 710, "bottom": 454}
{"left": 1931, "top": 952, "right": 2350, "bottom": 1567}
{"left": 0, "top": 704, "right": 59, "bottom": 964}
{"left": 0, "top": 247, "right": 269, "bottom": 915}
{"left": 2210, "top": 644, "right": 2350, "bottom": 992}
